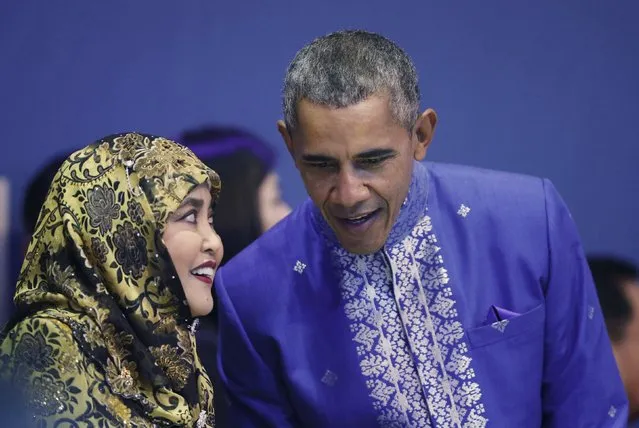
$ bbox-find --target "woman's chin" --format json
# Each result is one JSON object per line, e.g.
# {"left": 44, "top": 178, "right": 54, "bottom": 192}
{"left": 190, "top": 301, "right": 214, "bottom": 318}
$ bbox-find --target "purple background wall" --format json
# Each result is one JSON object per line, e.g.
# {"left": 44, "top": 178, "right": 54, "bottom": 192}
{"left": 1, "top": 1, "right": 637, "bottom": 309}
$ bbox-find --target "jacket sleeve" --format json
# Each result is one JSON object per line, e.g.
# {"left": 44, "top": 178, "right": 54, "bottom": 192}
{"left": 216, "top": 268, "right": 297, "bottom": 428}
{"left": 541, "top": 179, "right": 628, "bottom": 427}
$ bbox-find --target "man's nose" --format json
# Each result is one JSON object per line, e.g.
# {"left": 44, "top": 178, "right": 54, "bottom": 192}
{"left": 333, "top": 168, "right": 369, "bottom": 208}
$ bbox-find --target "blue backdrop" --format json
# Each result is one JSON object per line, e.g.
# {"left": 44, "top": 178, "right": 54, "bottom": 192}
{"left": 1, "top": 1, "right": 637, "bottom": 292}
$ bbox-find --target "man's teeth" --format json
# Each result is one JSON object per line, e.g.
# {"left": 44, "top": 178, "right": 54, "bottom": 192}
{"left": 191, "top": 267, "right": 214, "bottom": 277}
{"left": 348, "top": 213, "right": 370, "bottom": 221}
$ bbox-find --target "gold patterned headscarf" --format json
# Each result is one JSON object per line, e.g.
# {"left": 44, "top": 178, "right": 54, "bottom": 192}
{"left": 1, "top": 133, "right": 220, "bottom": 426}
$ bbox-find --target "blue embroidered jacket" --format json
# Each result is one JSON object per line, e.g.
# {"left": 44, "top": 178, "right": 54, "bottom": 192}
{"left": 216, "top": 161, "right": 627, "bottom": 427}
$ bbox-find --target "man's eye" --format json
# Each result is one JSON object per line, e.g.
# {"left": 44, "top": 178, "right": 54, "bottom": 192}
{"left": 358, "top": 157, "right": 386, "bottom": 168}
{"left": 362, "top": 158, "right": 383, "bottom": 165}
{"left": 308, "top": 161, "right": 331, "bottom": 169}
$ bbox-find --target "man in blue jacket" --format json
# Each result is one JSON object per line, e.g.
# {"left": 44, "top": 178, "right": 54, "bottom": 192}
{"left": 216, "top": 29, "right": 627, "bottom": 427}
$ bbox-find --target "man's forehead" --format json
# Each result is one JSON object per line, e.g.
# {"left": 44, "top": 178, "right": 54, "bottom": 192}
{"left": 295, "top": 95, "right": 396, "bottom": 131}
{"left": 296, "top": 114, "right": 405, "bottom": 151}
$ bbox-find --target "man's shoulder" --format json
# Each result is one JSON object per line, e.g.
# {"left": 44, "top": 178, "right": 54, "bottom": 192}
{"left": 425, "top": 162, "right": 557, "bottom": 241}
{"left": 428, "top": 161, "right": 544, "bottom": 189}
{"left": 427, "top": 161, "right": 549, "bottom": 205}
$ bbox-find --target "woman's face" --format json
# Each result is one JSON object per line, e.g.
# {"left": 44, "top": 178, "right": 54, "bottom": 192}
{"left": 258, "top": 172, "right": 292, "bottom": 232}
{"left": 163, "top": 184, "right": 224, "bottom": 317}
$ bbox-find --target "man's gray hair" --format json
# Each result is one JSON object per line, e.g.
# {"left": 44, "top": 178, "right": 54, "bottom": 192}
{"left": 283, "top": 30, "right": 421, "bottom": 132}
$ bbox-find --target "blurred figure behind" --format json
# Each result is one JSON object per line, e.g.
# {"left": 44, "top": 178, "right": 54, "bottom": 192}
{"left": 1, "top": 154, "right": 70, "bottom": 323}
{"left": 181, "top": 126, "right": 291, "bottom": 266}
{"left": 21, "top": 153, "right": 69, "bottom": 251}
{"left": 179, "top": 126, "right": 292, "bottom": 427}
{"left": 589, "top": 256, "right": 639, "bottom": 425}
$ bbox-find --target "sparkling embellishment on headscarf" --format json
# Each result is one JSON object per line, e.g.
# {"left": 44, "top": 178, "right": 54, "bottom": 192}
{"left": 189, "top": 319, "right": 200, "bottom": 335}
{"left": 196, "top": 410, "right": 207, "bottom": 427}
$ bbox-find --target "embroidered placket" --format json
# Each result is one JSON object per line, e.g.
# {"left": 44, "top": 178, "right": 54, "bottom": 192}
{"left": 337, "top": 246, "right": 432, "bottom": 427}
{"left": 404, "top": 237, "right": 461, "bottom": 427}
{"left": 357, "top": 257, "right": 414, "bottom": 425}
{"left": 387, "top": 214, "right": 488, "bottom": 427}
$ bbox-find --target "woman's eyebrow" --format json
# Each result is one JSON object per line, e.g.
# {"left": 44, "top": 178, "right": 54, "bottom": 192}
{"left": 179, "top": 197, "right": 204, "bottom": 210}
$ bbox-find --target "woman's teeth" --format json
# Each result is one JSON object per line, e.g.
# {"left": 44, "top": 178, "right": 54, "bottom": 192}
{"left": 191, "top": 267, "right": 214, "bottom": 278}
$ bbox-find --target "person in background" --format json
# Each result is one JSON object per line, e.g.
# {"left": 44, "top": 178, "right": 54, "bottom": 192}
{"left": 0, "top": 153, "right": 70, "bottom": 326}
{"left": 589, "top": 256, "right": 639, "bottom": 426}
{"left": 21, "top": 153, "right": 69, "bottom": 252}
{"left": 179, "top": 126, "right": 292, "bottom": 427}
{"left": 180, "top": 126, "right": 291, "bottom": 264}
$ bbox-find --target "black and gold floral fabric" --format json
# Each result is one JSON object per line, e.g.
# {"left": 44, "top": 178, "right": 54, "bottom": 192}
{"left": 0, "top": 133, "right": 221, "bottom": 427}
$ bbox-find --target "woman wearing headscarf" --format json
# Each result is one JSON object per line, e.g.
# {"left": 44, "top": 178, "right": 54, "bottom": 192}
{"left": 0, "top": 132, "right": 223, "bottom": 427}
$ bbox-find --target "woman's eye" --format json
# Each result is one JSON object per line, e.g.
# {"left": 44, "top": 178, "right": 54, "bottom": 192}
{"left": 183, "top": 213, "right": 196, "bottom": 223}
{"left": 208, "top": 216, "right": 214, "bottom": 226}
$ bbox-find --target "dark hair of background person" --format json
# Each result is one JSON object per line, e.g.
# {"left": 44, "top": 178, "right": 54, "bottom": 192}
{"left": 179, "top": 126, "right": 276, "bottom": 266}
{"left": 588, "top": 256, "right": 639, "bottom": 342}
{"left": 5, "top": 153, "right": 69, "bottom": 321}
{"left": 22, "top": 154, "right": 69, "bottom": 235}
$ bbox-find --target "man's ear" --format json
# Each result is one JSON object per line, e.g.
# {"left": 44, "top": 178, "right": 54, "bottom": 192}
{"left": 277, "top": 120, "right": 295, "bottom": 159}
{"left": 412, "top": 108, "right": 438, "bottom": 161}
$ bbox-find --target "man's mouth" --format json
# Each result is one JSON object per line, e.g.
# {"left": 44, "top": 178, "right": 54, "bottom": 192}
{"left": 337, "top": 209, "right": 380, "bottom": 226}
{"left": 190, "top": 260, "right": 216, "bottom": 285}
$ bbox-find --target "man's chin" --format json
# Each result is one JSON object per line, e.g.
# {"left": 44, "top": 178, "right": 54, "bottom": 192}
{"left": 326, "top": 211, "right": 390, "bottom": 254}
{"left": 337, "top": 236, "right": 386, "bottom": 255}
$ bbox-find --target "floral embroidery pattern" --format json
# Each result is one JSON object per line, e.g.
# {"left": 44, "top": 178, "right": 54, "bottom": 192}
{"left": 29, "top": 373, "right": 70, "bottom": 416}
{"left": 334, "top": 214, "right": 487, "bottom": 427}
{"left": 335, "top": 249, "right": 432, "bottom": 427}
{"left": 127, "top": 199, "right": 145, "bottom": 225}
{"left": 86, "top": 184, "right": 121, "bottom": 234}
{"left": 388, "top": 216, "right": 487, "bottom": 427}
{"left": 91, "top": 237, "right": 109, "bottom": 264}
{"left": 106, "top": 359, "right": 140, "bottom": 397}
{"left": 13, "top": 329, "right": 55, "bottom": 371}
{"left": 150, "top": 344, "right": 191, "bottom": 390}
{"left": 113, "top": 221, "right": 148, "bottom": 279}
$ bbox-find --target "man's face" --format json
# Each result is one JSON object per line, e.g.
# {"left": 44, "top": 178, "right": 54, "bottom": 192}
{"left": 279, "top": 95, "right": 436, "bottom": 254}
{"left": 615, "top": 282, "right": 639, "bottom": 420}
